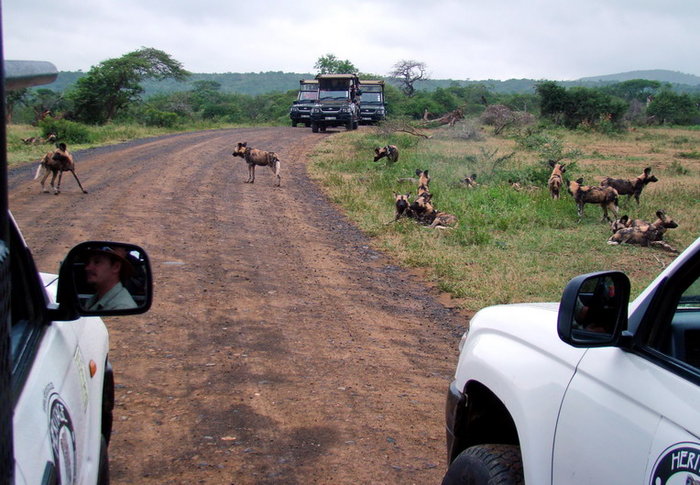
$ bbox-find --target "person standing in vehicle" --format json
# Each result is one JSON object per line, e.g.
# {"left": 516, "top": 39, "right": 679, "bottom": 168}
{"left": 84, "top": 246, "right": 137, "bottom": 310}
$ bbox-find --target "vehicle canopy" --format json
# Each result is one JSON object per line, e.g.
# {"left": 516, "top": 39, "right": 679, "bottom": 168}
{"left": 296, "top": 79, "right": 318, "bottom": 102}
{"left": 315, "top": 73, "right": 361, "bottom": 101}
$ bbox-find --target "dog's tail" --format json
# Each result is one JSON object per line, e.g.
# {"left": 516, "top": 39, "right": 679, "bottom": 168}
{"left": 34, "top": 162, "right": 46, "bottom": 180}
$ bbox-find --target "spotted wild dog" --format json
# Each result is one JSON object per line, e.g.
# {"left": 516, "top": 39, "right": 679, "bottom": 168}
{"left": 374, "top": 145, "right": 399, "bottom": 163}
{"left": 392, "top": 192, "right": 413, "bottom": 221}
{"left": 600, "top": 167, "right": 658, "bottom": 205}
{"left": 547, "top": 161, "right": 566, "bottom": 199}
{"left": 429, "top": 211, "right": 458, "bottom": 229}
{"left": 408, "top": 190, "right": 437, "bottom": 225}
{"left": 415, "top": 169, "right": 430, "bottom": 195}
{"left": 567, "top": 177, "right": 619, "bottom": 222}
{"left": 608, "top": 210, "right": 679, "bottom": 252}
{"left": 34, "top": 142, "right": 88, "bottom": 195}
{"left": 460, "top": 173, "right": 478, "bottom": 188}
{"left": 232, "top": 142, "right": 281, "bottom": 186}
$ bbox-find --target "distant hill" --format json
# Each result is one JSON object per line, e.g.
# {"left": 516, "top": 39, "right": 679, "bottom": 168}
{"left": 42, "top": 69, "right": 700, "bottom": 97}
{"left": 578, "top": 69, "right": 700, "bottom": 85}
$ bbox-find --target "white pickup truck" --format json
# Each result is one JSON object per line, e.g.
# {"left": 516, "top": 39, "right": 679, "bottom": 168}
{"left": 443, "top": 236, "right": 700, "bottom": 485}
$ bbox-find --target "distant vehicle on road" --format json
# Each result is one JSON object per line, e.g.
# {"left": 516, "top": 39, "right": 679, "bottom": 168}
{"left": 289, "top": 79, "right": 318, "bottom": 127}
{"left": 310, "top": 73, "right": 360, "bottom": 133}
{"left": 359, "top": 80, "right": 386, "bottom": 125}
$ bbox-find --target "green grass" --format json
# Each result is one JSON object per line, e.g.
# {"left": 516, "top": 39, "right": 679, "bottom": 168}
{"left": 308, "top": 124, "right": 700, "bottom": 311}
{"left": 6, "top": 121, "right": 245, "bottom": 166}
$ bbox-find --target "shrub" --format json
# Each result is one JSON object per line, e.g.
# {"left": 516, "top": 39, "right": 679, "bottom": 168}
{"left": 38, "top": 118, "right": 94, "bottom": 144}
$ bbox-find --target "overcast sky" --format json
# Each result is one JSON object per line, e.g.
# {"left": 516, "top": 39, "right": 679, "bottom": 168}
{"left": 3, "top": 0, "right": 699, "bottom": 81}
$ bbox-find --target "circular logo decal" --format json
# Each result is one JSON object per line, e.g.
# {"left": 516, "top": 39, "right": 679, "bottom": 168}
{"left": 650, "top": 442, "right": 700, "bottom": 485}
{"left": 48, "top": 393, "right": 76, "bottom": 485}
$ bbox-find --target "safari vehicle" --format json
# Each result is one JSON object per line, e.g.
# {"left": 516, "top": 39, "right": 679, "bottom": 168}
{"left": 289, "top": 79, "right": 318, "bottom": 127}
{"left": 443, "top": 236, "right": 700, "bottom": 484}
{"left": 0, "top": 53, "right": 154, "bottom": 485}
{"left": 358, "top": 80, "right": 386, "bottom": 124}
{"left": 309, "top": 73, "right": 360, "bottom": 133}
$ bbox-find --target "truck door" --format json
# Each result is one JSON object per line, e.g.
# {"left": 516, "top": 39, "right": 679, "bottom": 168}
{"left": 553, "top": 261, "right": 700, "bottom": 484}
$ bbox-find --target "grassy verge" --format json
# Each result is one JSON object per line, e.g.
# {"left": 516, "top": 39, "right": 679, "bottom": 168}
{"left": 307, "top": 124, "right": 700, "bottom": 310}
{"left": 6, "top": 121, "right": 247, "bottom": 167}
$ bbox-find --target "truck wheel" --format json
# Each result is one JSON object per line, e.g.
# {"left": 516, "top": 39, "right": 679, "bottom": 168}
{"left": 346, "top": 120, "right": 353, "bottom": 131}
{"left": 441, "top": 444, "right": 523, "bottom": 485}
{"left": 311, "top": 122, "right": 319, "bottom": 133}
{"left": 291, "top": 121, "right": 297, "bottom": 127}
{"left": 97, "top": 434, "right": 110, "bottom": 485}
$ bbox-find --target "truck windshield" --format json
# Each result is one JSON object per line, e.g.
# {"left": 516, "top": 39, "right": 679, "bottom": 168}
{"left": 298, "top": 91, "right": 318, "bottom": 101}
{"left": 319, "top": 90, "right": 348, "bottom": 100}
{"left": 361, "top": 92, "right": 382, "bottom": 103}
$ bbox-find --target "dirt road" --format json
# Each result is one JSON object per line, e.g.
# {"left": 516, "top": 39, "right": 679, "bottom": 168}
{"left": 8, "top": 127, "right": 468, "bottom": 484}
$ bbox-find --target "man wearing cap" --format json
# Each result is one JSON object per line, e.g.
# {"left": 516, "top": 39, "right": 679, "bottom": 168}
{"left": 84, "top": 246, "right": 138, "bottom": 311}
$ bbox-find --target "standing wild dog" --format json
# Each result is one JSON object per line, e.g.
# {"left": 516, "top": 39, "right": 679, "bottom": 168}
{"left": 374, "top": 145, "right": 399, "bottom": 163}
{"left": 567, "top": 177, "right": 619, "bottom": 222}
{"left": 547, "top": 161, "right": 566, "bottom": 199}
{"left": 232, "top": 142, "right": 281, "bottom": 187}
{"left": 34, "top": 142, "right": 88, "bottom": 195}
{"left": 608, "top": 210, "right": 679, "bottom": 252}
{"left": 600, "top": 167, "right": 658, "bottom": 205}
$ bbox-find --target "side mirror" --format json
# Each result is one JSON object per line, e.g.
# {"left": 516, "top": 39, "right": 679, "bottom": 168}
{"left": 557, "top": 271, "right": 630, "bottom": 347}
{"left": 56, "top": 241, "right": 153, "bottom": 318}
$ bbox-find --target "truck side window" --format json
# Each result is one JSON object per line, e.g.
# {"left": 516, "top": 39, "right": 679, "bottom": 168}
{"left": 8, "top": 227, "right": 45, "bottom": 391}
{"left": 645, "top": 271, "right": 700, "bottom": 373}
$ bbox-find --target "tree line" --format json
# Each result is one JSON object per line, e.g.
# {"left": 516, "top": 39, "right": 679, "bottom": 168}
{"left": 5, "top": 48, "right": 700, "bottom": 143}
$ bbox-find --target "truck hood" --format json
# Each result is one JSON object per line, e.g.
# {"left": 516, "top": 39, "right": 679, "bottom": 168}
{"left": 467, "top": 301, "right": 586, "bottom": 366}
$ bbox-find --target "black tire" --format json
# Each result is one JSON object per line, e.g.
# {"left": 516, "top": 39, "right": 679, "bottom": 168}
{"left": 97, "top": 434, "right": 110, "bottom": 485}
{"left": 346, "top": 120, "right": 353, "bottom": 131}
{"left": 442, "top": 444, "right": 523, "bottom": 485}
{"left": 311, "top": 122, "right": 319, "bottom": 133}
{"left": 291, "top": 121, "right": 297, "bottom": 127}
{"left": 320, "top": 126, "right": 327, "bottom": 132}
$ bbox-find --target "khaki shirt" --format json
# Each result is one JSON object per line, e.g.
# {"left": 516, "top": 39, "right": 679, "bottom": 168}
{"left": 87, "top": 281, "right": 137, "bottom": 311}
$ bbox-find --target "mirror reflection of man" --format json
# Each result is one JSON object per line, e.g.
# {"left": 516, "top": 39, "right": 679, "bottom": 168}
{"left": 84, "top": 246, "right": 137, "bottom": 310}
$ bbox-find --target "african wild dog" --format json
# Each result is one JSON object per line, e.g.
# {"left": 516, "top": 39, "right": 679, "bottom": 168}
{"left": 547, "top": 161, "right": 566, "bottom": 199}
{"left": 232, "top": 142, "right": 281, "bottom": 187}
{"left": 416, "top": 169, "right": 430, "bottom": 196}
{"left": 34, "top": 142, "right": 88, "bottom": 195}
{"left": 374, "top": 145, "right": 399, "bottom": 163}
{"left": 608, "top": 209, "right": 679, "bottom": 252}
{"left": 460, "top": 173, "right": 478, "bottom": 188}
{"left": 392, "top": 192, "right": 413, "bottom": 221}
{"left": 567, "top": 178, "right": 619, "bottom": 222}
{"left": 600, "top": 167, "right": 658, "bottom": 205}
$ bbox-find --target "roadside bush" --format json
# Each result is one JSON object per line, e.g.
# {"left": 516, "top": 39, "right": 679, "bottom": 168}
{"left": 38, "top": 118, "right": 94, "bottom": 144}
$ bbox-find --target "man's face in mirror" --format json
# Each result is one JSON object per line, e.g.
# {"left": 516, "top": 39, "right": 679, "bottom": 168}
{"left": 85, "top": 254, "right": 122, "bottom": 296}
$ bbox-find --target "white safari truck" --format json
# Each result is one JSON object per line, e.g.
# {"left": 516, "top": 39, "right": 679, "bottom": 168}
{"left": 443, "top": 236, "right": 700, "bottom": 485}
{"left": 0, "top": 46, "right": 154, "bottom": 485}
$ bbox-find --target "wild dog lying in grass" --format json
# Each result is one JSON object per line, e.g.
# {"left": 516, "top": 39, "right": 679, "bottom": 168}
{"left": 609, "top": 213, "right": 661, "bottom": 233}
{"left": 459, "top": 173, "right": 478, "bottom": 188}
{"left": 34, "top": 142, "right": 88, "bottom": 195}
{"left": 392, "top": 192, "right": 413, "bottom": 221}
{"left": 568, "top": 177, "right": 619, "bottom": 222}
{"left": 608, "top": 209, "right": 679, "bottom": 252}
{"left": 600, "top": 167, "right": 658, "bottom": 205}
{"left": 547, "top": 161, "right": 566, "bottom": 199}
{"left": 374, "top": 145, "right": 399, "bottom": 163}
{"left": 428, "top": 210, "right": 458, "bottom": 229}
{"left": 232, "top": 142, "right": 281, "bottom": 187}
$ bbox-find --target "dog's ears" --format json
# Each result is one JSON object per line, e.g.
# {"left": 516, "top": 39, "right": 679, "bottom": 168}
{"left": 548, "top": 160, "right": 555, "bottom": 167}
{"left": 375, "top": 147, "right": 381, "bottom": 154}
{"left": 656, "top": 209, "right": 666, "bottom": 219}
{"left": 560, "top": 164, "right": 566, "bottom": 172}
{"left": 620, "top": 215, "right": 629, "bottom": 223}
{"left": 575, "top": 177, "right": 584, "bottom": 184}
{"left": 644, "top": 167, "right": 652, "bottom": 175}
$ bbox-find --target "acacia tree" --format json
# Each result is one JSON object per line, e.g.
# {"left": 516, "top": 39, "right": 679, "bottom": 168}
{"left": 314, "top": 54, "right": 357, "bottom": 74}
{"left": 390, "top": 60, "right": 428, "bottom": 97}
{"left": 70, "top": 47, "right": 190, "bottom": 124}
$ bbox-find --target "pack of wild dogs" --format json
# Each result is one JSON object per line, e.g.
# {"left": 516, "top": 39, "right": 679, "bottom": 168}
{"left": 378, "top": 143, "right": 679, "bottom": 251}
